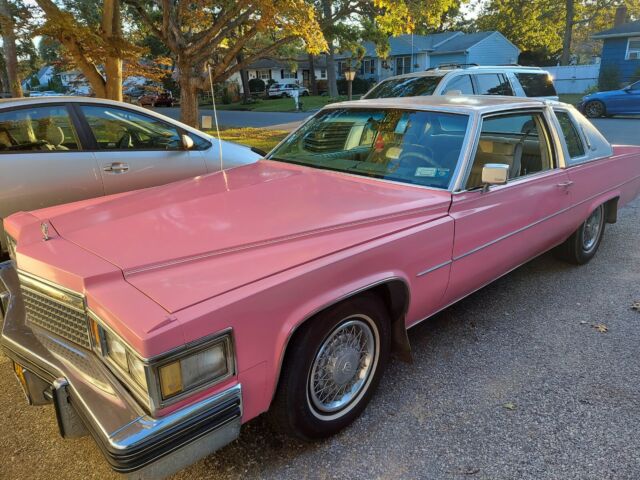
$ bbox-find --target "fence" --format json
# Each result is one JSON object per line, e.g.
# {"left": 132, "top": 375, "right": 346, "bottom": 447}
{"left": 545, "top": 65, "right": 600, "bottom": 94}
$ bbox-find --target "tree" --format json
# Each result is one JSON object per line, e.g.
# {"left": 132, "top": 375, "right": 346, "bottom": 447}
{"left": 0, "top": 0, "right": 23, "bottom": 97}
{"left": 124, "top": 1, "right": 327, "bottom": 127}
{"left": 475, "top": 0, "right": 563, "bottom": 56}
{"left": 476, "top": 0, "right": 640, "bottom": 65}
{"left": 38, "top": 36, "right": 63, "bottom": 64}
{"left": 317, "top": 0, "right": 462, "bottom": 97}
{"left": 35, "top": 0, "right": 141, "bottom": 99}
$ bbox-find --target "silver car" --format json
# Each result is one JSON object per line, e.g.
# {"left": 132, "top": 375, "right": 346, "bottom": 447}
{"left": 0, "top": 97, "right": 261, "bottom": 253}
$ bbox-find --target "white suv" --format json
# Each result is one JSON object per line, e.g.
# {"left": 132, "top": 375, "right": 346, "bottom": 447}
{"left": 363, "top": 65, "right": 558, "bottom": 101}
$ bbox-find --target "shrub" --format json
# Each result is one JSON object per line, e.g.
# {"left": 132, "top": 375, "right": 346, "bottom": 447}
{"left": 248, "top": 78, "right": 265, "bottom": 93}
{"left": 336, "top": 77, "right": 375, "bottom": 95}
{"left": 598, "top": 64, "right": 621, "bottom": 91}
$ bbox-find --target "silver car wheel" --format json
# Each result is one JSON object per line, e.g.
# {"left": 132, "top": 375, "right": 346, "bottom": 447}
{"left": 582, "top": 205, "right": 604, "bottom": 252}
{"left": 307, "top": 315, "right": 379, "bottom": 420}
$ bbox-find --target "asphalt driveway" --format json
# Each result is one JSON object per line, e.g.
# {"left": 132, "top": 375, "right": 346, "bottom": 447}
{"left": 1, "top": 123, "right": 639, "bottom": 480}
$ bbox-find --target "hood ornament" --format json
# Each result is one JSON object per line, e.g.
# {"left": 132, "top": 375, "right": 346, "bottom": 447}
{"left": 41, "top": 222, "right": 50, "bottom": 241}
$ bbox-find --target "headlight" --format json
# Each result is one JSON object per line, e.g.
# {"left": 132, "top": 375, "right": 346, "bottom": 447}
{"left": 6, "top": 235, "right": 16, "bottom": 261}
{"left": 157, "top": 340, "right": 231, "bottom": 400}
{"left": 105, "top": 331, "right": 128, "bottom": 370}
{"left": 89, "top": 312, "right": 234, "bottom": 411}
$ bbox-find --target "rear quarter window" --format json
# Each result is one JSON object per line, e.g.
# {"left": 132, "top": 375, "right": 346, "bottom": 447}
{"left": 515, "top": 73, "right": 557, "bottom": 97}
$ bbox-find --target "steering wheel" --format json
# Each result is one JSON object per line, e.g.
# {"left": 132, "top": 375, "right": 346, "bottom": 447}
{"left": 398, "top": 145, "right": 439, "bottom": 168}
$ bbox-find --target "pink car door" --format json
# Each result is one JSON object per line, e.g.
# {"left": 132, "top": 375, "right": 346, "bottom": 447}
{"left": 442, "top": 110, "right": 576, "bottom": 305}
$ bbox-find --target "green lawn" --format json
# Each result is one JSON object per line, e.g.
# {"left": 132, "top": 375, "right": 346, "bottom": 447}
{"left": 206, "top": 127, "right": 289, "bottom": 152}
{"left": 558, "top": 94, "right": 584, "bottom": 106}
{"left": 211, "top": 95, "right": 358, "bottom": 112}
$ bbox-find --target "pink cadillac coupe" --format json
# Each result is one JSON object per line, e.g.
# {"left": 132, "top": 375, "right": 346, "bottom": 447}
{"left": 1, "top": 96, "right": 639, "bottom": 478}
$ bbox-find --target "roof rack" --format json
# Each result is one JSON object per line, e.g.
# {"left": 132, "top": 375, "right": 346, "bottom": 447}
{"left": 426, "top": 63, "right": 478, "bottom": 71}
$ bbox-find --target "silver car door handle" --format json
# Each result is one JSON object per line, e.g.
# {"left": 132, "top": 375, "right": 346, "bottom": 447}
{"left": 103, "top": 162, "right": 130, "bottom": 173}
{"left": 556, "top": 181, "right": 574, "bottom": 188}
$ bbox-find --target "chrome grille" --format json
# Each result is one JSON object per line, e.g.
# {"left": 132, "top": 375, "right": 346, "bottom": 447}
{"left": 19, "top": 273, "right": 91, "bottom": 349}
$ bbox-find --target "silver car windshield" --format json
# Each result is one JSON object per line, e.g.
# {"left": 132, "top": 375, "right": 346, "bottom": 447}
{"left": 268, "top": 108, "right": 470, "bottom": 189}
{"left": 364, "top": 76, "right": 443, "bottom": 99}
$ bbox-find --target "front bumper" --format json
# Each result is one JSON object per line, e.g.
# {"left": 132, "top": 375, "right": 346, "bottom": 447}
{"left": 0, "top": 263, "right": 242, "bottom": 478}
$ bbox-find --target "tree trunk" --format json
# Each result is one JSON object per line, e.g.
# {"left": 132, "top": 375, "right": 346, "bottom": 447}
{"left": 560, "top": 0, "right": 574, "bottom": 66}
{"left": 0, "top": 54, "right": 10, "bottom": 94}
{"left": 0, "top": 0, "right": 23, "bottom": 97}
{"left": 237, "top": 53, "right": 250, "bottom": 103}
{"left": 179, "top": 67, "right": 200, "bottom": 128}
{"left": 321, "top": 0, "right": 338, "bottom": 98}
{"left": 102, "top": 0, "right": 123, "bottom": 100}
{"left": 308, "top": 53, "right": 318, "bottom": 95}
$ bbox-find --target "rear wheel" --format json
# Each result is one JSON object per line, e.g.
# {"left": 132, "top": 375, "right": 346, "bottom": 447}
{"left": 555, "top": 204, "right": 606, "bottom": 264}
{"left": 584, "top": 100, "right": 605, "bottom": 118}
{"left": 270, "top": 294, "right": 390, "bottom": 440}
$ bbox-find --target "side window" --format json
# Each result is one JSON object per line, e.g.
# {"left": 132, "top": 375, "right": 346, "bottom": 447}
{"left": 555, "top": 111, "right": 585, "bottom": 160}
{"left": 442, "top": 75, "right": 474, "bottom": 95}
{"left": 515, "top": 73, "right": 557, "bottom": 97}
{"left": 0, "top": 105, "right": 80, "bottom": 153}
{"left": 465, "top": 112, "right": 554, "bottom": 190}
{"left": 80, "top": 105, "right": 182, "bottom": 150}
{"left": 474, "top": 74, "right": 512, "bottom": 96}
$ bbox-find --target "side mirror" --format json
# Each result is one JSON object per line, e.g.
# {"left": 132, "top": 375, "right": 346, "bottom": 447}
{"left": 481, "top": 163, "right": 509, "bottom": 190}
{"left": 181, "top": 134, "right": 194, "bottom": 150}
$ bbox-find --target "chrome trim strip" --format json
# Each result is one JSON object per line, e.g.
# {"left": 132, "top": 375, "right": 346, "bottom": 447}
{"left": 416, "top": 260, "right": 452, "bottom": 277}
{"left": 452, "top": 173, "right": 640, "bottom": 261}
{"left": 17, "top": 271, "right": 85, "bottom": 312}
{"left": 108, "top": 383, "right": 242, "bottom": 450}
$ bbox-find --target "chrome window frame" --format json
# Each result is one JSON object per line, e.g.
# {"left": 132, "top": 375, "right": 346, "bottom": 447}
{"left": 453, "top": 106, "right": 561, "bottom": 193}
{"left": 551, "top": 108, "right": 588, "bottom": 165}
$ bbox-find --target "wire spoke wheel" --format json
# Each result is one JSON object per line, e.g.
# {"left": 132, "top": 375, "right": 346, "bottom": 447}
{"left": 582, "top": 205, "right": 604, "bottom": 252}
{"left": 307, "top": 316, "right": 379, "bottom": 419}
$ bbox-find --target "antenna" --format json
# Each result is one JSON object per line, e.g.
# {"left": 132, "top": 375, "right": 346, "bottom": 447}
{"left": 207, "top": 63, "right": 224, "bottom": 173}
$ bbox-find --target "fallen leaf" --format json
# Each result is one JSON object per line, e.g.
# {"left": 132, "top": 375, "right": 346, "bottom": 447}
{"left": 502, "top": 402, "right": 517, "bottom": 410}
{"left": 592, "top": 323, "right": 608, "bottom": 333}
{"left": 580, "top": 320, "right": 587, "bottom": 325}
{"left": 457, "top": 467, "right": 480, "bottom": 475}
{"left": 632, "top": 301, "right": 640, "bottom": 312}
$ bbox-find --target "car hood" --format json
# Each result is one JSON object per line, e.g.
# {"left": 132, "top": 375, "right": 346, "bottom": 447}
{"left": 584, "top": 89, "right": 625, "bottom": 100}
{"left": 43, "top": 161, "right": 451, "bottom": 312}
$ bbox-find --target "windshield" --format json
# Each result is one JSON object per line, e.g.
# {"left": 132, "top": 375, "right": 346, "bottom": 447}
{"left": 364, "top": 75, "right": 443, "bottom": 99}
{"left": 267, "top": 108, "right": 470, "bottom": 189}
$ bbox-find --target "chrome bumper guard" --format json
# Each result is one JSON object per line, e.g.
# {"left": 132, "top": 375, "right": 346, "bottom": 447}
{"left": 0, "top": 263, "right": 242, "bottom": 478}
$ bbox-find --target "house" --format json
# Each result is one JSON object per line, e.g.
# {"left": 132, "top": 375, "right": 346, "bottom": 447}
{"left": 231, "top": 56, "right": 328, "bottom": 92}
{"left": 59, "top": 70, "right": 92, "bottom": 94}
{"left": 335, "top": 31, "right": 520, "bottom": 82}
{"left": 21, "top": 65, "right": 56, "bottom": 91}
{"left": 593, "top": 7, "right": 640, "bottom": 84}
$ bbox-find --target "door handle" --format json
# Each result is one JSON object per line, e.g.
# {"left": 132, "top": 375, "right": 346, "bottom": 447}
{"left": 556, "top": 181, "right": 574, "bottom": 188}
{"left": 103, "top": 162, "right": 130, "bottom": 173}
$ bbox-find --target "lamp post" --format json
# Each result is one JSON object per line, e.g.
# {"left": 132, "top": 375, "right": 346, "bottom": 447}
{"left": 344, "top": 66, "right": 356, "bottom": 101}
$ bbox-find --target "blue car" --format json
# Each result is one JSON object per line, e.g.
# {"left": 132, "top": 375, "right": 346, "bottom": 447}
{"left": 578, "top": 80, "right": 640, "bottom": 118}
